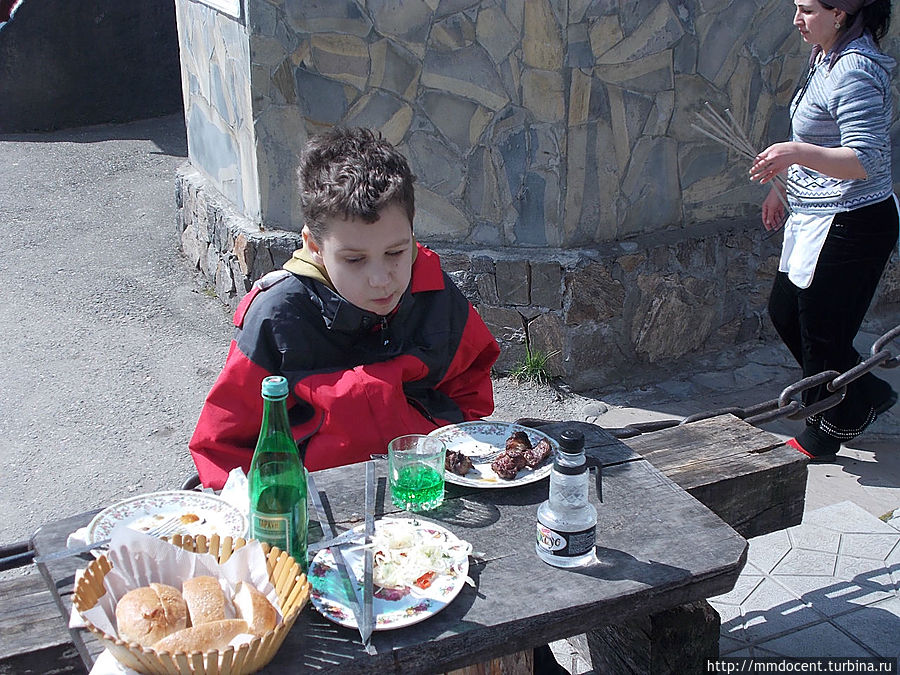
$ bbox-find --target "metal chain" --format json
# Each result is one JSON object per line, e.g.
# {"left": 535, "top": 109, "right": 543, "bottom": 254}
{"left": 605, "top": 324, "right": 900, "bottom": 440}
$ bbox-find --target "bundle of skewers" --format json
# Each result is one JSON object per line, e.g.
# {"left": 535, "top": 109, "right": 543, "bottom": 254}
{"left": 692, "top": 102, "right": 796, "bottom": 219}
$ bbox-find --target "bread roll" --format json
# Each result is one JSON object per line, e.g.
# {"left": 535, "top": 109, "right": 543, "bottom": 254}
{"left": 153, "top": 619, "right": 249, "bottom": 654}
{"left": 182, "top": 575, "right": 226, "bottom": 626}
{"left": 116, "top": 583, "right": 188, "bottom": 648}
{"left": 233, "top": 581, "right": 277, "bottom": 636}
{"left": 151, "top": 583, "right": 189, "bottom": 631}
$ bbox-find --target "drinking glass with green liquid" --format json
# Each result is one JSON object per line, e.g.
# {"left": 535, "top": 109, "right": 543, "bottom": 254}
{"left": 388, "top": 434, "right": 447, "bottom": 511}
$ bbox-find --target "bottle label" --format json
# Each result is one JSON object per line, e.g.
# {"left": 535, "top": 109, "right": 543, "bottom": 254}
{"left": 252, "top": 512, "right": 292, "bottom": 552}
{"left": 536, "top": 523, "right": 596, "bottom": 557}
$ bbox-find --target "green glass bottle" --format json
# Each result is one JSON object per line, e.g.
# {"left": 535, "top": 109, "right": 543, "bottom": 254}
{"left": 249, "top": 376, "right": 308, "bottom": 571}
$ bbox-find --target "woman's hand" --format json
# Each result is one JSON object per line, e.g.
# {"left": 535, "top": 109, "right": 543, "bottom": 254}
{"left": 750, "top": 142, "right": 798, "bottom": 184}
{"left": 751, "top": 141, "right": 866, "bottom": 181}
{"left": 761, "top": 185, "right": 786, "bottom": 231}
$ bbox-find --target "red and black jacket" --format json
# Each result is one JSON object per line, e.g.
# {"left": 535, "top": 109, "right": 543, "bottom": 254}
{"left": 189, "top": 244, "right": 500, "bottom": 489}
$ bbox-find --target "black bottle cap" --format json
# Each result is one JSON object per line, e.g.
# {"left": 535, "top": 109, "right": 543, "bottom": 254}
{"left": 559, "top": 428, "right": 585, "bottom": 453}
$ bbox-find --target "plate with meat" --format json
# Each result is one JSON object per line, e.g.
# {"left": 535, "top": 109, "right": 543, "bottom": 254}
{"left": 429, "top": 421, "right": 558, "bottom": 488}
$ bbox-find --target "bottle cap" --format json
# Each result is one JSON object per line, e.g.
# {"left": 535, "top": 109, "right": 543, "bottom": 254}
{"left": 261, "top": 375, "right": 289, "bottom": 399}
{"left": 558, "top": 428, "right": 585, "bottom": 454}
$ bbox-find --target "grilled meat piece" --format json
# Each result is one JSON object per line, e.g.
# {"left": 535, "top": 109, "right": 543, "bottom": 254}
{"left": 505, "top": 430, "right": 532, "bottom": 452}
{"left": 491, "top": 449, "right": 526, "bottom": 479}
{"left": 523, "top": 438, "right": 552, "bottom": 468}
{"left": 445, "top": 449, "right": 474, "bottom": 476}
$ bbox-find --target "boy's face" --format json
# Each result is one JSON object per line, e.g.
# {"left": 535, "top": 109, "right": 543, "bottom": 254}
{"left": 306, "top": 202, "right": 414, "bottom": 316}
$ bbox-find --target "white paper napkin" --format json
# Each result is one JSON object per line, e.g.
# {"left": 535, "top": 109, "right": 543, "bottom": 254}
{"left": 68, "top": 569, "right": 87, "bottom": 629}
{"left": 90, "top": 649, "right": 134, "bottom": 675}
{"left": 67, "top": 526, "right": 92, "bottom": 548}
{"left": 219, "top": 467, "right": 250, "bottom": 519}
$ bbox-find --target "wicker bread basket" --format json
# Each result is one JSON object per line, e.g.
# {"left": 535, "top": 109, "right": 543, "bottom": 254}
{"left": 72, "top": 534, "right": 310, "bottom": 675}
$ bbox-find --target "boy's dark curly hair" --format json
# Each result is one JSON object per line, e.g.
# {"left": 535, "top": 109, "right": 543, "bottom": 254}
{"left": 298, "top": 127, "right": 416, "bottom": 242}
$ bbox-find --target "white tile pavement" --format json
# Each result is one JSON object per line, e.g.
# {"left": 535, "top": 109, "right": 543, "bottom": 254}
{"left": 709, "top": 501, "right": 900, "bottom": 660}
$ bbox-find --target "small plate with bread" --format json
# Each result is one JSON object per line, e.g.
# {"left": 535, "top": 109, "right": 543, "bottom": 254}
{"left": 86, "top": 490, "right": 249, "bottom": 543}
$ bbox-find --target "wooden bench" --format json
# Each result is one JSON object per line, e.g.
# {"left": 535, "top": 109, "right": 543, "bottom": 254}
{"left": 625, "top": 414, "right": 807, "bottom": 539}
{"left": 0, "top": 570, "right": 85, "bottom": 674}
{"left": 573, "top": 414, "right": 807, "bottom": 674}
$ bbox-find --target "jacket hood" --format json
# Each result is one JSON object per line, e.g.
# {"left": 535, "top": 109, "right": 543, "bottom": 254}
{"left": 831, "top": 33, "right": 896, "bottom": 73}
{"left": 283, "top": 244, "right": 332, "bottom": 287}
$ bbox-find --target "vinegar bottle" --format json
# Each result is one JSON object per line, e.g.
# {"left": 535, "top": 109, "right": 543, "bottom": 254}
{"left": 535, "top": 429, "right": 597, "bottom": 567}
{"left": 248, "top": 376, "right": 308, "bottom": 571}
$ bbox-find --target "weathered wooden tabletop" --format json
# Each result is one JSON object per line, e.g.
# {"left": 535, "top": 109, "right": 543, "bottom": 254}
{"left": 31, "top": 421, "right": 747, "bottom": 674}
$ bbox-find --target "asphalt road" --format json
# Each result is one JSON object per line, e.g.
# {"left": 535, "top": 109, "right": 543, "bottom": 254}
{"left": 0, "top": 114, "right": 234, "bottom": 547}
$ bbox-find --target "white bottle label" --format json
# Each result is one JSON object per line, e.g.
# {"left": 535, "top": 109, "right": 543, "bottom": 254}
{"left": 536, "top": 523, "right": 596, "bottom": 557}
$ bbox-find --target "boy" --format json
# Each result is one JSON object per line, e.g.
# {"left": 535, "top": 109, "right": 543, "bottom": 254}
{"left": 190, "top": 127, "right": 500, "bottom": 489}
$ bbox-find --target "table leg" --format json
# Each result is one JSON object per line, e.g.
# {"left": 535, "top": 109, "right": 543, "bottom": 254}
{"left": 445, "top": 649, "right": 533, "bottom": 675}
{"left": 34, "top": 559, "right": 94, "bottom": 670}
{"left": 585, "top": 600, "right": 720, "bottom": 674}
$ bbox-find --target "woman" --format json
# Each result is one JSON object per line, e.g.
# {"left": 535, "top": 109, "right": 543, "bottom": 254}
{"left": 750, "top": 0, "right": 898, "bottom": 461}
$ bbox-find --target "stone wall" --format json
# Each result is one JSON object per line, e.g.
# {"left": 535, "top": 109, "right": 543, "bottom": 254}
{"left": 177, "top": 0, "right": 900, "bottom": 240}
{"left": 174, "top": 0, "right": 900, "bottom": 390}
{"left": 174, "top": 0, "right": 261, "bottom": 222}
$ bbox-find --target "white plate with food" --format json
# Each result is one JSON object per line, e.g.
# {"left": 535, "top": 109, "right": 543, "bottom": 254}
{"left": 429, "top": 421, "right": 558, "bottom": 488}
{"left": 85, "top": 490, "right": 249, "bottom": 543}
{"left": 309, "top": 517, "right": 471, "bottom": 631}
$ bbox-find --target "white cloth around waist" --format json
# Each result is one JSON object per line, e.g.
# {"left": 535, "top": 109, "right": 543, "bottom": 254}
{"left": 779, "top": 193, "right": 900, "bottom": 289}
{"left": 779, "top": 211, "right": 834, "bottom": 289}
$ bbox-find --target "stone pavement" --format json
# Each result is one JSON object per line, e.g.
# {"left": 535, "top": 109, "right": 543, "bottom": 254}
{"left": 548, "top": 325, "right": 900, "bottom": 671}
{"left": 711, "top": 501, "right": 900, "bottom": 660}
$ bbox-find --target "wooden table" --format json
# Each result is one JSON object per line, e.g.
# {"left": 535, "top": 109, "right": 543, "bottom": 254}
{"left": 31, "top": 422, "right": 747, "bottom": 674}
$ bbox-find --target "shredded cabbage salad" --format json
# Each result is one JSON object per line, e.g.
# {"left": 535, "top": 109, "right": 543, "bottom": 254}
{"left": 370, "top": 520, "right": 469, "bottom": 590}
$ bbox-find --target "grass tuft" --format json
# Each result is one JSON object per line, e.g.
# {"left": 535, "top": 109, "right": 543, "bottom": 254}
{"left": 510, "top": 349, "right": 558, "bottom": 386}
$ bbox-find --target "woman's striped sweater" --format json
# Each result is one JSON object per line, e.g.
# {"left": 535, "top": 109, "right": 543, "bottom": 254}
{"left": 788, "top": 33, "right": 896, "bottom": 214}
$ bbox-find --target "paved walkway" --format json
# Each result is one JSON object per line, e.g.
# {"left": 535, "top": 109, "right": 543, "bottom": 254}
{"left": 711, "top": 501, "right": 900, "bottom": 660}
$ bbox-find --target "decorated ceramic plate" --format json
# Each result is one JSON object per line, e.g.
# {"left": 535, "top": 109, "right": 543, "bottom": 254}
{"left": 429, "top": 421, "right": 559, "bottom": 488}
{"left": 309, "top": 517, "right": 470, "bottom": 632}
{"left": 85, "top": 490, "right": 249, "bottom": 543}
